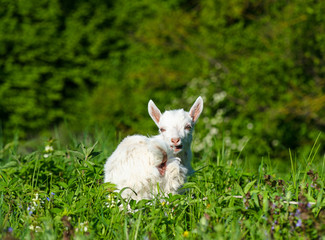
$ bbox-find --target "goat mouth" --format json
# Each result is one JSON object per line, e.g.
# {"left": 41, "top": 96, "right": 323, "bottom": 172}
{"left": 171, "top": 145, "right": 183, "bottom": 153}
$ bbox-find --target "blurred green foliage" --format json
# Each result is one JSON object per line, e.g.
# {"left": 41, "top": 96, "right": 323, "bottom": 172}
{"left": 0, "top": 0, "right": 324, "bottom": 157}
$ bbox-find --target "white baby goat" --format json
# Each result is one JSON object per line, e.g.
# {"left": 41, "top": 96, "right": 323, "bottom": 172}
{"left": 148, "top": 96, "right": 203, "bottom": 175}
{"left": 103, "top": 97, "right": 203, "bottom": 201}
{"left": 103, "top": 135, "right": 187, "bottom": 201}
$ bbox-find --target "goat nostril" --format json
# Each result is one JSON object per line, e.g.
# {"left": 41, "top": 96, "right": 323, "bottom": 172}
{"left": 171, "top": 138, "right": 180, "bottom": 144}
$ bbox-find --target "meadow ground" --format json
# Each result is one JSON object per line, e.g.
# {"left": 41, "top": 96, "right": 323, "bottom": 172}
{"left": 1, "top": 131, "right": 325, "bottom": 239}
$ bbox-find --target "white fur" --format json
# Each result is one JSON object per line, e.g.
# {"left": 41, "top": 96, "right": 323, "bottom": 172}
{"left": 103, "top": 135, "right": 187, "bottom": 201}
{"left": 148, "top": 97, "right": 203, "bottom": 174}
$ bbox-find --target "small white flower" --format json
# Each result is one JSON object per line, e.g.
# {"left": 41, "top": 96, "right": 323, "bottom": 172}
{"left": 212, "top": 91, "right": 227, "bottom": 104}
{"left": 77, "top": 222, "right": 89, "bottom": 232}
{"left": 32, "top": 193, "right": 39, "bottom": 201}
{"left": 106, "top": 194, "right": 118, "bottom": 208}
{"left": 210, "top": 128, "right": 219, "bottom": 135}
{"left": 27, "top": 205, "right": 35, "bottom": 212}
{"left": 272, "top": 139, "right": 279, "bottom": 147}
{"left": 44, "top": 154, "right": 49, "bottom": 158}
{"left": 231, "top": 143, "right": 237, "bottom": 150}
{"left": 224, "top": 137, "right": 231, "bottom": 146}
{"left": 45, "top": 145, "right": 54, "bottom": 152}
{"left": 35, "top": 226, "right": 42, "bottom": 232}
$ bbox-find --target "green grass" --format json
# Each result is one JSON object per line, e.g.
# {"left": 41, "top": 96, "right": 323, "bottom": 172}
{"left": 1, "top": 132, "right": 325, "bottom": 239}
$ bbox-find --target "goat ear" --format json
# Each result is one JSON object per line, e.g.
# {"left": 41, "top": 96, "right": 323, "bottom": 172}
{"left": 189, "top": 96, "right": 203, "bottom": 123}
{"left": 148, "top": 100, "right": 162, "bottom": 126}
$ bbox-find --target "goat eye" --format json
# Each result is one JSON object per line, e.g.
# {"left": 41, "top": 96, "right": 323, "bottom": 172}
{"left": 160, "top": 128, "right": 166, "bottom": 132}
{"left": 185, "top": 125, "right": 192, "bottom": 130}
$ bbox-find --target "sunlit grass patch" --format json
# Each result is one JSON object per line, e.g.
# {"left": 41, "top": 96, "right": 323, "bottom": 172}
{"left": 1, "top": 134, "right": 325, "bottom": 239}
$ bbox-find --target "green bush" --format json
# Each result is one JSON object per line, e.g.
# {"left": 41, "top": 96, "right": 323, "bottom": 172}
{"left": 1, "top": 0, "right": 324, "bottom": 159}
{"left": 180, "top": 0, "right": 325, "bottom": 157}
